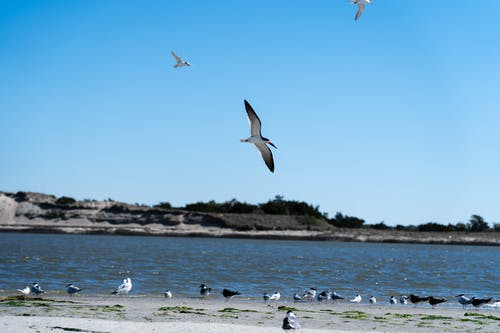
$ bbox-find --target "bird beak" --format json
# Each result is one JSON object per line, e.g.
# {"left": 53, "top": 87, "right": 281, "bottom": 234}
{"left": 268, "top": 141, "right": 277, "bottom": 149}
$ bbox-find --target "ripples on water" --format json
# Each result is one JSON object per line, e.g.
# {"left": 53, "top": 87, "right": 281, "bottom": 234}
{"left": 0, "top": 233, "right": 498, "bottom": 307}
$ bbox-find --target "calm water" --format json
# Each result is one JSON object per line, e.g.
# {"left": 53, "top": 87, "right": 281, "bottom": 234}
{"left": 0, "top": 233, "right": 498, "bottom": 307}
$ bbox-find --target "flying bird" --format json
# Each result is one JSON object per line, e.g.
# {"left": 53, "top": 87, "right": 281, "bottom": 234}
{"left": 222, "top": 288, "right": 240, "bottom": 300}
{"left": 112, "top": 278, "right": 132, "bottom": 295}
{"left": 352, "top": 0, "right": 371, "bottom": 20}
{"left": 66, "top": 284, "right": 82, "bottom": 296}
{"left": 240, "top": 100, "right": 277, "bottom": 173}
{"left": 200, "top": 284, "right": 211, "bottom": 297}
{"left": 282, "top": 310, "right": 301, "bottom": 330}
{"left": 17, "top": 286, "right": 30, "bottom": 296}
{"left": 171, "top": 51, "right": 191, "bottom": 68}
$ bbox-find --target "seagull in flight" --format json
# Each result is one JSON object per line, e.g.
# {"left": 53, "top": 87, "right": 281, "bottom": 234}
{"left": 241, "top": 100, "right": 277, "bottom": 172}
{"left": 171, "top": 51, "right": 191, "bottom": 68}
{"left": 352, "top": 0, "right": 371, "bottom": 20}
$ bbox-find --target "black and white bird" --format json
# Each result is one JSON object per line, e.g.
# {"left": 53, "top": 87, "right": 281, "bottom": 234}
{"left": 471, "top": 297, "right": 492, "bottom": 307}
{"left": 352, "top": 0, "right": 371, "bottom": 20}
{"left": 485, "top": 300, "right": 500, "bottom": 308}
{"left": 302, "top": 288, "right": 317, "bottom": 302}
{"left": 164, "top": 289, "right": 173, "bottom": 299}
{"left": 222, "top": 288, "right": 240, "bottom": 300}
{"left": 240, "top": 100, "right": 277, "bottom": 173}
{"left": 66, "top": 284, "right": 82, "bottom": 296}
{"left": 350, "top": 294, "right": 362, "bottom": 303}
{"left": 263, "top": 293, "right": 271, "bottom": 302}
{"left": 171, "top": 51, "right": 191, "bottom": 68}
{"left": 317, "top": 290, "right": 331, "bottom": 303}
{"left": 111, "top": 278, "right": 132, "bottom": 295}
{"left": 17, "top": 286, "right": 30, "bottom": 296}
{"left": 200, "top": 284, "right": 211, "bottom": 297}
{"left": 282, "top": 310, "right": 301, "bottom": 330}
{"left": 390, "top": 296, "right": 397, "bottom": 304}
{"left": 409, "top": 294, "right": 430, "bottom": 306}
{"left": 330, "top": 291, "right": 345, "bottom": 301}
{"left": 293, "top": 293, "right": 302, "bottom": 302}
{"left": 369, "top": 296, "right": 377, "bottom": 304}
{"left": 455, "top": 294, "right": 472, "bottom": 309}
{"left": 400, "top": 295, "right": 409, "bottom": 304}
{"left": 30, "top": 283, "right": 44, "bottom": 296}
{"left": 428, "top": 296, "right": 447, "bottom": 307}
{"left": 269, "top": 291, "right": 281, "bottom": 302}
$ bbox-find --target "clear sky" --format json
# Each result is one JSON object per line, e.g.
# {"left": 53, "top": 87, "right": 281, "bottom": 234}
{"left": 1, "top": 1, "right": 500, "bottom": 226}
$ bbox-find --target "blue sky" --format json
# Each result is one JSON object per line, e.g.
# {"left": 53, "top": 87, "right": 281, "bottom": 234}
{"left": 1, "top": 1, "right": 500, "bottom": 226}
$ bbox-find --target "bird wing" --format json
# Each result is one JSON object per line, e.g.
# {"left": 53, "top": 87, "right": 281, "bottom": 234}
{"left": 244, "top": 100, "right": 262, "bottom": 137}
{"left": 253, "top": 142, "right": 274, "bottom": 172}
{"left": 171, "top": 51, "right": 182, "bottom": 63}
{"left": 355, "top": 3, "right": 365, "bottom": 20}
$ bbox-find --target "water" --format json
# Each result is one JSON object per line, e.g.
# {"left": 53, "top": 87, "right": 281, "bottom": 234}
{"left": 0, "top": 233, "right": 498, "bottom": 307}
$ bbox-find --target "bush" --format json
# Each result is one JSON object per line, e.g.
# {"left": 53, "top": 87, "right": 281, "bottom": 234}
{"left": 55, "top": 196, "right": 76, "bottom": 205}
{"left": 370, "top": 222, "right": 390, "bottom": 230}
{"left": 417, "top": 222, "right": 454, "bottom": 232}
{"left": 329, "top": 212, "right": 365, "bottom": 228}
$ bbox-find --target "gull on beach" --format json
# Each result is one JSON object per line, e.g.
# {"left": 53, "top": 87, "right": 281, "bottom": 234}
{"left": 269, "top": 291, "right": 281, "bottom": 302}
{"left": 369, "top": 296, "right": 377, "bottom": 304}
{"left": 485, "top": 300, "right": 500, "bottom": 308}
{"left": 200, "top": 284, "right": 211, "bottom": 297}
{"left": 171, "top": 51, "right": 191, "bottom": 68}
{"left": 66, "top": 284, "right": 82, "bottom": 296}
{"left": 282, "top": 310, "right": 301, "bottom": 330}
{"left": 302, "top": 288, "right": 317, "bottom": 302}
{"left": 317, "top": 290, "right": 331, "bottom": 303}
{"left": 240, "top": 99, "right": 277, "bottom": 173}
{"left": 330, "top": 291, "right": 345, "bottom": 301}
{"left": 390, "top": 296, "right": 397, "bottom": 304}
{"left": 429, "top": 296, "right": 447, "bottom": 307}
{"left": 350, "top": 294, "right": 362, "bottom": 303}
{"left": 455, "top": 294, "right": 472, "bottom": 309}
{"left": 263, "top": 292, "right": 271, "bottom": 302}
{"left": 400, "top": 295, "right": 409, "bottom": 304}
{"left": 164, "top": 290, "right": 173, "bottom": 299}
{"left": 471, "top": 297, "right": 492, "bottom": 307}
{"left": 293, "top": 293, "right": 302, "bottom": 302}
{"left": 17, "top": 286, "right": 30, "bottom": 296}
{"left": 352, "top": 0, "right": 371, "bottom": 20}
{"left": 409, "top": 294, "right": 430, "bottom": 306}
{"left": 222, "top": 288, "right": 240, "bottom": 300}
{"left": 30, "top": 283, "right": 44, "bottom": 295}
{"left": 112, "top": 278, "right": 132, "bottom": 295}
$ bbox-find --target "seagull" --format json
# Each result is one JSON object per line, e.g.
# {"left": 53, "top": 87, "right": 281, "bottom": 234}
{"left": 30, "top": 283, "right": 44, "bottom": 296}
{"left": 390, "top": 296, "right": 397, "bottom": 304}
{"left": 200, "top": 284, "right": 211, "bottom": 297}
{"left": 240, "top": 100, "right": 277, "bottom": 173}
{"left": 471, "top": 297, "right": 492, "bottom": 307}
{"left": 269, "top": 291, "right": 281, "bottom": 302}
{"left": 409, "top": 294, "right": 430, "bottom": 306}
{"left": 222, "top": 288, "right": 240, "bottom": 300}
{"left": 302, "top": 288, "right": 317, "bottom": 302}
{"left": 429, "top": 296, "right": 447, "bottom": 307}
{"left": 66, "top": 284, "right": 82, "bottom": 296}
{"left": 485, "top": 300, "right": 500, "bottom": 308}
{"left": 111, "top": 278, "right": 132, "bottom": 295}
{"left": 293, "top": 293, "right": 302, "bottom": 302}
{"left": 350, "top": 294, "right": 362, "bottom": 303}
{"left": 263, "top": 293, "right": 271, "bottom": 302}
{"left": 171, "top": 51, "right": 191, "bottom": 68}
{"left": 352, "top": 0, "right": 371, "bottom": 20}
{"left": 282, "top": 310, "right": 301, "bottom": 330}
{"left": 317, "top": 290, "right": 331, "bottom": 303}
{"left": 369, "top": 296, "right": 377, "bottom": 304}
{"left": 17, "top": 286, "right": 30, "bottom": 296}
{"left": 400, "top": 295, "right": 409, "bottom": 304}
{"left": 164, "top": 290, "right": 173, "bottom": 299}
{"left": 455, "top": 294, "right": 472, "bottom": 309}
{"left": 330, "top": 291, "right": 345, "bottom": 301}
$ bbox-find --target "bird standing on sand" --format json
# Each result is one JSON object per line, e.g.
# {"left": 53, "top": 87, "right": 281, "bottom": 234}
{"left": 302, "top": 288, "right": 317, "bottom": 302}
{"left": 200, "top": 284, "right": 211, "bottom": 297}
{"left": 390, "top": 296, "right": 397, "bottom": 304}
{"left": 352, "top": 0, "right": 371, "bottom": 20}
{"left": 66, "top": 284, "right": 82, "bottom": 296}
{"left": 369, "top": 296, "right": 377, "bottom": 304}
{"left": 164, "top": 290, "right": 173, "bottom": 299}
{"left": 471, "top": 297, "right": 492, "bottom": 307}
{"left": 455, "top": 294, "right": 472, "bottom": 309}
{"left": 112, "top": 278, "right": 132, "bottom": 295}
{"left": 263, "top": 292, "right": 271, "bottom": 302}
{"left": 269, "top": 291, "right": 281, "bottom": 302}
{"left": 171, "top": 51, "right": 191, "bottom": 68}
{"left": 350, "top": 294, "right": 362, "bottom": 303}
{"left": 282, "top": 310, "right": 301, "bottom": 330}
{"left": 293, "top": 293, "right": 302, "bottom": 302}
{"left": 409, "top": 294, "right": 430, "bottom": 306}
{"left": 17, "top": 286, "right": 30, "bottom": 296}
{"left": 330, "top": 291, "right": 345, "bottom": 302}
{"left": 317, "top": 290, "right": 331, "bottom": 303}
{"left": 429, "top": 296, "right": 447, "bottom": 307}
{"left": 485, "top": 300, "right": 500, "bottom": 308}
{"left": 222, "top": 288, "right": 240, "bottom": 300}
{"left": 400, "top": 295, "right": 409, "bottom": 304}
{"left": 240, "top": 100, "right": 277, "bottom": 173}
{"left": 30, "top": 283, "right": 44, "bottom": 295}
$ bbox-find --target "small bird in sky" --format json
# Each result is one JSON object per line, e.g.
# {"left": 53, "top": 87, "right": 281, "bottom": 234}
{"left": 241, "top": 99, "right": 277, "bottom": 173}
{"left": 352, "top": 0, "right": 371, "bottom": 20}
{"left": 171, "top": 51, "right": 191, "bottom": 68}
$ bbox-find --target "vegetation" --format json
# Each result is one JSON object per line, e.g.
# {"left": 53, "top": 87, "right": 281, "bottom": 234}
{"left": 55, "top": 196, "right": 76, "bottom": 205}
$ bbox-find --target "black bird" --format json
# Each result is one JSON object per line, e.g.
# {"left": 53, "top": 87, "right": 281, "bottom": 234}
{"left": 409, "top": 294, "right": 430, "bottom": 305}
{"left": 471, "top": 297, "right": 492, "bottom": 307}
{"left": 222, "top": 288, "right": 240, "bottom": 300}
{"left": 282, "top": 310, "right": 300, "bottom": 330}
{"left": 429, "top": 296, "right": 447, "bottom": 307}
{"left": 199, "top": 284, "right": 211, "bottom": 297}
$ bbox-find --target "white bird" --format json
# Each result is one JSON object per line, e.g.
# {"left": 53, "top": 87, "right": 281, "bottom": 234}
{"left": 302, "top": 288, "right": 317, "bottom": 302}
{"left": 164, "top": 290, "right": 173, "bottom": 299}
{"left": 455, "top": 294, "right": 472, "bottom": 309}
{"left": 17, "top": 286, "right": 30, "bottom": 296}
{"left": 352, "top": 0, "right": 371, "bottom": 20}
{"left": 263, "top": 292, "right": 271, "bottom": 302}
{"left": 369, "top": 296, "right": 377, "bottom": 304}
{"left": 400, "top": 295, "right": 409, "bottom": 304}
{"left": 390, "top": 296, "right": 397, "bottom": 304}
{"left": 112, "top": 278, "right": 132, "bottom": 295}
{"left": 30, "top": 283, "right": 44, "bottom": 295}
{"left": 171, "top": 51, "right": 191, "bottom": 68}
{"left": 66, "top": 284, "right": 82, "bottom": 296}
{"left": 350, "top": 294, "right": 362, "bottom": 303}
{"left": 240, "top": 100, "right": 277, "bottom": 173}
{"left": 485, "top": 300, "right": 500, "bottom": 308}
{"left": 269, "top": 291, "right": 281, "bottom": 302}
{"left": 282, "top": 310, "right": 301, "bottom": 330}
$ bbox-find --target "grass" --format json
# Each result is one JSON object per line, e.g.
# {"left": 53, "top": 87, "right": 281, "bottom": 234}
{"left": 342, "top": 310, "right": 368, "bottom": 320}
{"left": 464, "top": 312, "right": 500, "bottom": 321}
{"left": 218, "top": 307, "right": 258, "bottom": 313}
{"left": 158, "top": 306, "right": 206, "bottom": 315}
{"left": 102, "top": 305, "right": 124, "bottom": 312}
{"left": 277, "top": 306, "right": 297, "bottom": 312}
{"left": 420, "top": 315, "right": 453, "bottom": 321}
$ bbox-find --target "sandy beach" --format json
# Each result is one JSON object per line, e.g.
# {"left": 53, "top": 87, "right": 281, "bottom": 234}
{"left": 1, "top": 295, "right": 499, "bottom": 333}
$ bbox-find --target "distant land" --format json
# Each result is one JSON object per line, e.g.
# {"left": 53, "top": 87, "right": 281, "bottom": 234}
{"left": 0, "top": 191, "right": 498, "bottom": 246}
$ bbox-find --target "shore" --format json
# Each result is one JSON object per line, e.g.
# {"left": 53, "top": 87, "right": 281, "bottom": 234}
{"left": 1, "top": 295, "right": 499, "bottom": 332}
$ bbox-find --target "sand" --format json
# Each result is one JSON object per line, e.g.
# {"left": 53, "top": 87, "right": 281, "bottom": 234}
{"left": 1, "top": 295, "right": 499, "bottom": 332}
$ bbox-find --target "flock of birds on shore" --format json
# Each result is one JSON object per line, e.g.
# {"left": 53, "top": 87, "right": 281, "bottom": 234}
{"left": 14, "top": 280, "right": 499, "bottom": 330}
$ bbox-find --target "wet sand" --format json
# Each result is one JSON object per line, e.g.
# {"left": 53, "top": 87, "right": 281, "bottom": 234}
{"left": 1, "top": 295, "right": 499, "bottom": 332}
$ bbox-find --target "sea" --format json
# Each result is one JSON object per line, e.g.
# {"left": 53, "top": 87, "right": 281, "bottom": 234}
{"left": 0, "top": 233, "right": 498, "bottom": 307}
